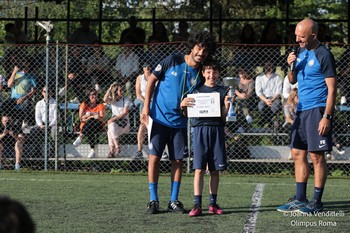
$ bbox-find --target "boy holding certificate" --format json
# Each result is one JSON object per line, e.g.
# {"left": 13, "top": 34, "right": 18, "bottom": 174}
{"left": 184, "top": 59, "right": 231, "bottom": 217}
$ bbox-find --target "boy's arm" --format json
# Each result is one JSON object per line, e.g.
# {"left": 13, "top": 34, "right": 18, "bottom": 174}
{"left": 8, "top": 66, "right": 20, "bottom": 88}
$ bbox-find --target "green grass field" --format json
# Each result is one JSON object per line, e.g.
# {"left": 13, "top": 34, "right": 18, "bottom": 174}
{"left": 1, "top": 172, "right": 349, "bottom": 233}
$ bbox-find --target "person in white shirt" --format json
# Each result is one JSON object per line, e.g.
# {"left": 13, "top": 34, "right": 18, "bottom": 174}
{"left": 32, "top": 86, "right": 58, "bottom": 140}
{"left": 282, "top": 74, "right": 298, "bottom": 101}
{"left": 133, "top": 64, "right": 151, "bottom": 159}
{"left": 255, "top": 62, "right": 282, "bottom": 127}
{"left": 103, "top": 83, "right": 132, "bottom": 158}
{"left": 115, "top": 41, "right": 140, "bottom": 98}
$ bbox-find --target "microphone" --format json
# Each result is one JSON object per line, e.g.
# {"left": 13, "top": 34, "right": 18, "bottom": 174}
{"left": 290, "top": 45, "right": 299, "bottom": 72}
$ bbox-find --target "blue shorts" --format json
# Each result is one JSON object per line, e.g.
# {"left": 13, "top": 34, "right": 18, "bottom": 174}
{"left": 192, "top": 126, "right": 227, "bottom": 171}
{"left": 290, "top": 107, "right": 332, "bottom": 152}
{"left": 148, "top": 121, "right": 188, "bottom": 160}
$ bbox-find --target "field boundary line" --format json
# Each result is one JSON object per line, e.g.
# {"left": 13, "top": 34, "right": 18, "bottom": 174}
{"left": 242, "top": 183, "right": 265, "bottom": 233}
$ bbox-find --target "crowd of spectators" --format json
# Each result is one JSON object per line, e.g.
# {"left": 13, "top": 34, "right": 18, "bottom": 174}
{"left": 0, "top": 17, "right": 347, "bottom": 166}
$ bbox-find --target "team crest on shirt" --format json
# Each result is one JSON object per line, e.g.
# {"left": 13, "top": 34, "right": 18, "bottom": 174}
{"left": 155, "top": 64, "right": 162, "bottom": 71}
{"left": 308, "top": 59, "right": 315, "bottom": 67}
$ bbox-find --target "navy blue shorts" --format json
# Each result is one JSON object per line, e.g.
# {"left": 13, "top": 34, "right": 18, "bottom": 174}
{"left": 192, "top": 126, "right": 227, "bottom": 171}
{"left": 290, "top": 107, "right": 332, "bottom": 152}
{"left": 149, "top": 121, "right": 188, "bottom": 160}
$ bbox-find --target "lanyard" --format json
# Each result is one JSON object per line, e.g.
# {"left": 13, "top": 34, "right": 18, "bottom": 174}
{"left": 180, "top": 63, "right": 200, "bottom": 101}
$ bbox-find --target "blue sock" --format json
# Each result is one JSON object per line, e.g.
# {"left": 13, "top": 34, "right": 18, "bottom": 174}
{"left": 149, "top": 182, "right": 158, "bottom": 201}
{"left": 210, "top": 194, "right": 217, "bottom": 205}
{"left": 296, "top": 182, "right": 307, "bottom": 201}
{"left": 170, "top": 181, "right": 181, "bottom": 202}
{"left": 194, "top": 195, "right": 202, "bottom": 207}
{"left": 313, "top": 187, "right": 324, "bottom": 202}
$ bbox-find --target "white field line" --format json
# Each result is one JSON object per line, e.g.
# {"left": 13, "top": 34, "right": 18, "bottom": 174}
{"left": 242, "top": 183, "right": 265, "bottom": 233}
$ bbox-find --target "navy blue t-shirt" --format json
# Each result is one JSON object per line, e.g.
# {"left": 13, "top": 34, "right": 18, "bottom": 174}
{"left": 190, "top": 84, "right": 228, "bottom": 127}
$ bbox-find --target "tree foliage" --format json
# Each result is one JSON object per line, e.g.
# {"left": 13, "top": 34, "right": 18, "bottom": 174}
{"left": 0, "top": 0, "right": 348, "bottom": 44}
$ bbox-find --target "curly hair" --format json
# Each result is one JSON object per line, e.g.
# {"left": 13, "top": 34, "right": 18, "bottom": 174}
{"left": 186, "top": 30, "right": 217, "bottom": 55}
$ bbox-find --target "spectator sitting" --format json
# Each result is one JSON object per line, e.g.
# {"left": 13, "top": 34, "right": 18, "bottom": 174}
{"left": 4, "top": 23, "right": 16, "bottom": 44}
{"left": 255, "top": 62, "right": 282, "bottom": 128}
{"left": 234, "top": 68, "right": 255, "bottom": 131}
{"left": 86, "top": 42, "right": 112, "bottom": 89}
{"left": 0, "top": 196, "right": 35, "bottom": 233}
{"left": 69, "top": 18, "right": 98, "bottom": 45}
{"left": 233, "top": 24, "right": 257, "bottom": 70}
{"left": 73, "top": 89, "right": 106, "bottom": 158}
{"left": 282, "top": 74, "right": 298, "bottom": 101}
{"left": 283, "top": 88, "right": 298, "bottom": 160}
{"left": 238, "top": 24, "right": 257, "bottom": 44}
{"left": 285, "top": 24, "right": 296, "bottom": 44}
{"left": 259, "top": 20, "right": 282, "bottom": 66}
{"left": 0, "top": 115, "right": 24, "bottom": 171}
{"left": 283, "top": 88, "right": 298, "bottom": 127}
{"left": 172, "top": 20, "right": 190, "bottom": 42}
{"left": 30, "top": 86, "right": 58, "bottom": 156}
{"left": 119, "top": 16, "right": 146, "bottom": 45}
{"left": 14, "top": 19, "right": 28, "bottom": 43}
{"left": 59, "top": 46, "right": 88, "bottom": 103}
{"left": 141, "top": 36, "right": 167, "bottom": 69}
{"left": 151, "top": 22, "right": 169, "bottom": 43}
{"left": 0, "top": 74, "right": 4, "bottom": 106}
{"left": 318, "top": 23, "right": 332, "bottom": 48}
{"left": 132, "top": 64, "right": 151, "bottom": 159}
{"left": 260, "top": 20, "right": 282, "bottom": 44}
{"left": 115, "top": 39, "right": 140, "bottom": 98}
{"left": 103, "top": 83, "right": 132, "bottom": 158}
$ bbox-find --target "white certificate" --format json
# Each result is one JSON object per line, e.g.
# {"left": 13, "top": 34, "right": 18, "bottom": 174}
{"left": 187, "top": 92, "right": 221, "bottom": 117}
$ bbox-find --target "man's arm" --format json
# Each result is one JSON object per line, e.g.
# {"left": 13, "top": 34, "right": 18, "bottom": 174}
{"left": 135, "top": 75, "right": 145, "bottom": 102}
{"left": 318, "top": 77, "right": 336, "bottom": 136}
{"left": 287, "top": 51, "right": 298, "bottom": 84}
{"left": 16, "top": 87, "right": 36, "bottom": 105}
{"left": 141, "top": 74, "right": 158, "bottom": 125}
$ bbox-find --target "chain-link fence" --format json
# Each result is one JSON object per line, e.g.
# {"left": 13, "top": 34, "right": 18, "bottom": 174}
{"left": 0, "top": 42, "right": 349, "bottom": 175}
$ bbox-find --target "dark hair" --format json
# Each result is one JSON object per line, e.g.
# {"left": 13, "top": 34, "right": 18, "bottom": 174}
{"left": 202, "top": 58, "right": 221, "bottom": 72}
{"left": 263, "top": 61, "right": 276, "bottom": 73}
{"left": 186, "top": 31, "right": 217, "bottom": 55}
{"left": 240, "top": 24, "right": 256, "bottom": 44}
{"left": 5, "top": 23, "right": 15, "bottom": 32}
{"left": 85, "top": 88, "right": 101, "bottom": 105}
{"left": 0, "top": 196, "right": 36, "bottom": 233}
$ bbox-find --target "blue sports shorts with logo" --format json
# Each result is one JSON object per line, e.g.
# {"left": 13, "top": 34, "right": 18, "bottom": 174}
{"left": 192, "top": 126, "right": 227, "bottom": 171}
{"left": 290, "top": 107, "right": 332, "bottom": 152}
{"left": 148, "top": 121, "right": 188, "bottom": 160}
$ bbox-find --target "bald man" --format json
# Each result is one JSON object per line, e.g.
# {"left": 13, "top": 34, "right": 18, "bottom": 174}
{"left": 277, "top": 18, "right": 336, "bottom": 214}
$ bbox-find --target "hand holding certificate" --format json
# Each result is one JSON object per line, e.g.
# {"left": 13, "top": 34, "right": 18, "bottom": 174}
{"left": 187, "top": 92, "right": 221, "bottom": 117}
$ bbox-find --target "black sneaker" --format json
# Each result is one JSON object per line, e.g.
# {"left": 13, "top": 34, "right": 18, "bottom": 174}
{"left": 146, "top": 200, "right": 159, "bottom": 214}
{"left": 167, "top": 200, "right": 185, "bottom": 213}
